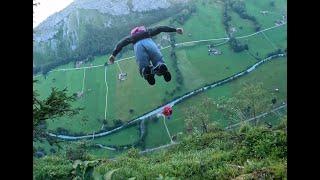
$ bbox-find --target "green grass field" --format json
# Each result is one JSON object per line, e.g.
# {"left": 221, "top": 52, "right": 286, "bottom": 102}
{"left": 34, "top": 0, "right": 287, "bottom": 157}
{"left": 245, "top": 0, "right": 286, "bottom": 29}
{"left": 229, "top": 10, "right": 255, "bottom": 37}
{"left": 37, "top": 55, "right": 286, "bottom": 158}
{"left": 144, "top": 57, "right": 287, "bottom": 149}
{"left": 175, "top": 0, "right": 226, "bottom": 43}
{"left": 67, "top": 56, "right": 287, "bottom": 158}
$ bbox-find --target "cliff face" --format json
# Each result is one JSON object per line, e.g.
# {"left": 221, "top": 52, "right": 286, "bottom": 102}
{"left": 33, "top": 0, "right": 189, "bottom": 67}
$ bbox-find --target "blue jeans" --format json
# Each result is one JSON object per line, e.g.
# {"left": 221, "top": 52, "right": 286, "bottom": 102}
{"left": 133, "top": 38, "right": 164, "bottom": 76}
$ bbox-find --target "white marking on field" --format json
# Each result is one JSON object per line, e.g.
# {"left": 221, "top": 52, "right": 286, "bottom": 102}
{"left": 81, "top": 68, "right": 86, "bottom": 92}
{"left": 104, "top": 66, "right": 109, "bottom": 120}
{"left": 162, "top": 115, "right": 173, "bottom": 144}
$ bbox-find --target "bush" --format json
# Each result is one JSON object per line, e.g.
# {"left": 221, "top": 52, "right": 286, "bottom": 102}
{"left": 266, "top": 49, "right": 284, "bottom": 57}
{"left": 151, "top": 117, "right": 159, "bottom": 123}
{"left": 272, "top": 98, "right": 277, "bottom": 104}
{"left": 171, "top": 4, "right": 196, "bottom": 25}
{"left": 229, "top": 37, "right": 248, "bottom": 52}
{"left": 65, "top": 142, "right": 89, "bottom": 161}
{"left": 50, "top": 148, "right": 56, "bottom": 154}
{"left": 87, "top": 55, "right": 94, "bottom": 62}
{"left": 229, "top": 0, "right": 261, "bottom": 32}
{"left": 270, "top": 1, "right": 275, "bottom": 7}
{"left": 33, "top": 156, "right": 73, "bottom": 180}
{"left": 113, "top": 119, "right": 124, "bottom": 127}
{"left": 222, "top": 5, "right": 232, "bottom": 37}
{"left": 235, "top": 126, "right": 287, "bottom": 160}
{"left": 162, "top": 98, "right": 167, "bottom": 104}
{"left": 55, "top": 127, "right": 70, "bottom": 135}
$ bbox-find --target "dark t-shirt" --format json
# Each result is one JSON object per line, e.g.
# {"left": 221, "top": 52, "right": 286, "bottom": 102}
{"left": 111, "top": 26, "right": 177, "bottom": 57}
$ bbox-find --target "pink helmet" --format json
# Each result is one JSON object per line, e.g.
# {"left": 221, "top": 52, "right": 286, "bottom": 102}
{"left": 130, "top": 26, "right": 146, "bottom": 36}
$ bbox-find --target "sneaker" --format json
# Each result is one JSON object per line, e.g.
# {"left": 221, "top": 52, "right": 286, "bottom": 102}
{"left": 155, "top": 64, "right": 171, "bottom": 82}
{"left": 142, "top": 66, "right": 155, "bottom": 85}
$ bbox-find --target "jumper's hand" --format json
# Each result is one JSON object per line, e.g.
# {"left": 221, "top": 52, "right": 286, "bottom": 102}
{"left": 108, "top": 55, "right": 115, "bottom": 64}
{"left": 176, "top": 28, "right": 183, "bottom": 35}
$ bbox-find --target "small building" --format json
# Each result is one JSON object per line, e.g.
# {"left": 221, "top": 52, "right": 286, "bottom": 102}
{"left": 275, "top": 19, "right": 285, "bottom": 26}
{"left": 118, "top": 72, "right": 127, "bottom": 81}
{"left": 282, "top": 14, "right": 287, "bottom": 22}
{"left": 230, "top": 27, "right": 237, "bottom": 34}
{"left": 208, "top": 48, "right": 222, "bottom": 56}
{"left": 75, "top": 61, "right": 84, "bottom": 68}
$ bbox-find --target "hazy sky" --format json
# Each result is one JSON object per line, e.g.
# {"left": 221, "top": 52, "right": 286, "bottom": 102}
{"left": 33, "top": 0, "right": 74, "bottom": 28}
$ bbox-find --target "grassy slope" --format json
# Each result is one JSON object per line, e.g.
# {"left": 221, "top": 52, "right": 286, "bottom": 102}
{"left": 175, "top": 0, "right": 226, "bottom": 43}
{"left": 229, "top": 10, "right": 255, "bottom": 37}
{"left": 33, "top": 124, "right": 287, "bottom": 179}
{"left": 93, "top": 125, "right": 287, "bottom": 179}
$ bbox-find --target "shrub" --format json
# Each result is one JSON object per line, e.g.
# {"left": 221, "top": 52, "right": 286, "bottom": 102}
{"left": 33, "top": 156, "right": 73, "bottom": 180}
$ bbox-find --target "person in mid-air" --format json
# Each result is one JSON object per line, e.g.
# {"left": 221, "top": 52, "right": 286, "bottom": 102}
{"left": 106, "top": 26, "right": 184, "bottom": 85}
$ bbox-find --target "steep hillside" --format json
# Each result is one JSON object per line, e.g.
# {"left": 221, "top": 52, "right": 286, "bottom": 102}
{"left": 33, "top": 120, "right": 287, "bottom": 179}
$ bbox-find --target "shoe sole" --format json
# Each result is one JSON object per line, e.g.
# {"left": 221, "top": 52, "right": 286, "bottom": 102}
{"left": 143, "top": 67, "right": 155, "bottom": 85}
{"left": 145, "top": 74, "right": 155, "bottom": 85}
{"left": 158, "top": 64, "right": 171, "bottom": 82}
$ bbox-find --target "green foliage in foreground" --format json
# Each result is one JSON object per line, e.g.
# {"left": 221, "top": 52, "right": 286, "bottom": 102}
{"left": 33, "top": 156, "right": 73, "bottom": 180}
{"left": 34, "top": 117, "right": 287, "bottom": 180}
{"left": 33, "top": 80, "right": 82, "bottom": 151}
